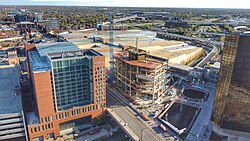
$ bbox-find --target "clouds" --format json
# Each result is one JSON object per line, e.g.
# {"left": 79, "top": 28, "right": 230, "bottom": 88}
{"left": 0, "top": 0, "right": 250, "bottom": 9}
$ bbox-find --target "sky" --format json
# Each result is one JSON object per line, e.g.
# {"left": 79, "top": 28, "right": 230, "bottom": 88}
{"left": 1, "top": 0, "right": 250, "bottom": 9}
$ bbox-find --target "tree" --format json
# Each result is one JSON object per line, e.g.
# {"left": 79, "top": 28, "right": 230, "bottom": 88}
{"left": 177, "top": 27, "right": 184, "bottom": 34}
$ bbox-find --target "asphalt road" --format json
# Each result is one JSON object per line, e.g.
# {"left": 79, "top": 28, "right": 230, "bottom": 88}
{"left": 151, "top": 27, "right": 221, "bottom": 68}
{"left": 151, "top": 27, "right": 223, "bottom": 47}
{"left": 196, "top": 44, "right": 219, "bottom": 67}
{"left": 106, "top": 90, "right": 161, "bottom": 141}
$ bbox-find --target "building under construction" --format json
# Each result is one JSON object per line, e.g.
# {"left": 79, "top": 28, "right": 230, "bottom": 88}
{"left": 114, "top": 47, "right": 170, "bottom": 103}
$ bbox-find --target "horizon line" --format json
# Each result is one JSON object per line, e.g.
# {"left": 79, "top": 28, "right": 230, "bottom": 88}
{"left": 0, "top": 4, "right": 249, "bottom": 10}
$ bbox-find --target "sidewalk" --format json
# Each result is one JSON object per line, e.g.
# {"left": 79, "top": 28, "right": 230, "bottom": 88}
{"left": 108, "top": 87, "right": 169, "bottom": 141}
{"left": 212, "top": 123, "right": 250, "bottom": 141}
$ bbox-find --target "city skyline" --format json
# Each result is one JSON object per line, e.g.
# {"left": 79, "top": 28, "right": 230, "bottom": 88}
{"left": 1, "top": 0, "right": 250, "bottom": 9}
{"left": 0, "top": 4, "right": 250, "bottom": 141}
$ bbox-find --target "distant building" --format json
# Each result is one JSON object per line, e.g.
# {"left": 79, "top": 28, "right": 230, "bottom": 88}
{"left": 212, "top": 33, "right": 250, "bottom": 133}
{"left": 0, "top": 50, "right": 7, "bottom": 58}
{"left": 14, "top": 14, "right": 30, "bottom": 23}
{"left": 97, "top": 24, "right": 128, "bottom": 31}
{"left": 25, "top": 42, "right": 106, "bottom": 140}
{"left": 45, "top": 19, "right": 60, "bottom": 30}
{"left": 16, "top": 22, "right": 37, "bottom": 34}
{"left": 1, "top": 16, "right": 15, "bottom": 25}
{"left": 10, "top": 10, "right": 31, "bottom": 23}
{"left": 114, "top": 47, "right": 170, "bottom": 103}
{"left": 0, "top": 65, "right": 27, "bottom": 141}
{"left": 8, "top": 50, "right": 19, "bottom": 65}
{"left": 135, "top": 17, "right": 146, "bottom": 21}
{"left": 0, "top": 28, "right": 20, "bottom": 39}
{"left": 7, "top": 10, "right": 43, "bottom": 23}
{"left": 31, "top": 12, "right": 43, "bottom": 22}
{"left": 8, "top": 10, "right": 22, "bottom": 16}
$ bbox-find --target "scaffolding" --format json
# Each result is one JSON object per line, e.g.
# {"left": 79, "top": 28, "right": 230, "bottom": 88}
{"left": 114, "top": 48, "right": 170, "bottom": 104}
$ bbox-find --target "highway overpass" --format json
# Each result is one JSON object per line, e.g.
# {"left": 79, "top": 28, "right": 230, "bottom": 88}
{"left": 189, "top": 22, "right": 250, "bottom": 27}
{"left": 196, "top": 44, "right": 219, "bottom": 67}
{"left": 192, "top": 32, "right": 226, "bottom": 36}
{"left": 154, "top": 30, "right": 222, "bottom": 68}
{"left": 155, "top": 31, "right": 223, "bottom": 46}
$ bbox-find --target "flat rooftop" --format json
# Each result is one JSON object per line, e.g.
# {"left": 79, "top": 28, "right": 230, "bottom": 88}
{"left": 63, "top": 30, "right": 202, "bottom": 65}
{"left": 47, "top": 49, "right": 103, "bottom": 60}
{"left": 28, "top": 51, "right": 51, "bottom": 72}
{"left": 35, "top": 42, "right": 80, "bottom": 58}
{"left": 66, "top": 30, "right": 181, "bottom": 49}
{"left": 0, "top": 65, "right": 22, "bottom": 114}
{"left": 29, "top": 42, "right": 103, "bottom": 73}
{"left": 17, "top": 21, "right": 35, "bottom": 24}
{"left": 114, "top": 51, "right": 166, "bottom": 69}
{"left": 29, "top": 42, "right": 80, "bottom": 73}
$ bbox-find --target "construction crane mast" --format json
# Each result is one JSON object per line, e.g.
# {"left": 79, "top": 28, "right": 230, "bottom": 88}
{"left": 109, "top": 12, "right": 114, "bottom": 83}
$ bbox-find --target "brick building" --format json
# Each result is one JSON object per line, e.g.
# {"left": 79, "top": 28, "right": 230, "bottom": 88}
{"left": 25, "top": 42, "right": 106, "bottom": 140}
{"left": 16, "top": 22, "right": 37, "bottom": 34}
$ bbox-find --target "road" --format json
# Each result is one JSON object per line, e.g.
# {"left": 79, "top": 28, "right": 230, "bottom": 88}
{"left": 106, "top": 88, "right": 162, "bottom": 141}
{"left": 185, "top": 83, "right": 216, "bottom": 141}
{"left": 150, "top": 27, "right": 222, "bottom": 68}
{"left": 101, "top": 15, "right": 137, "bottom": 25}
{"left": 151, "top": 27, "right": 223, "bottom": 46}
{"left": 189, "top": 21, "right": 250, "bottom": 26}
{"left": 196, "top": 44, "right": 219, "bottom": 67}
{"left": 192, "top": 32, "right": 225, "bottom": 36}
{"left": 114, "top": 15, "right": 137, "bottom": 23}
{"left": 188, "top": 54, "right": 205, "bottom": 67}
